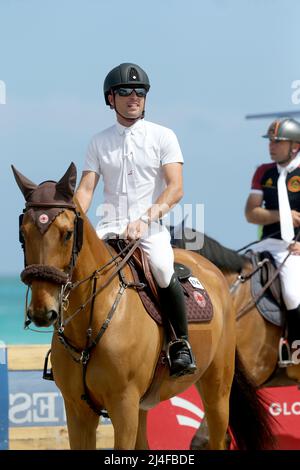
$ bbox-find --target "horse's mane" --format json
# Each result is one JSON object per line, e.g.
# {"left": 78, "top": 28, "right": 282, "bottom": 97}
{"left": 200, "top": 232, "right": 248, "bottom": 273}
{"left": 170, "top": 225, "right": 248, "bottom": 273}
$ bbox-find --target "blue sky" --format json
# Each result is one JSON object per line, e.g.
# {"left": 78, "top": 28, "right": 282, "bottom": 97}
{"left": 1, "top": 0, "right": 300, "bottom": 274}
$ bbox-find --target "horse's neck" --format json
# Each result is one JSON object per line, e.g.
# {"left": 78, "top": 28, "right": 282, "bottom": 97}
{"left": 73, "top": 214, "right": 111, "bottom": 280}
{"left": 64, "top": 215, "right": 114, "bottom": 342}
{"left": 72, "top": 198, "right": 112, "bottom": 279}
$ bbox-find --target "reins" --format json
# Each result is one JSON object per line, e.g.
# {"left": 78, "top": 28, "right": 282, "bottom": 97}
{"left": 229, "top": 257, "right": 270, "bottom": 294}
{"left": 234, "top": 232, "right": 300, "bottom": 320}
{"left": 55, "top": 236, "right": 145, "bottom": 418}
{"left": 235, "top": 251, "right": 291, "bottom": 320}
{"left": 58, "top": 237, "right": 143, "bottom": 330}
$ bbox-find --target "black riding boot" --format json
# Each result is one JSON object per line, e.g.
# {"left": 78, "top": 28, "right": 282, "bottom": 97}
{"left": 158, "top": 273, "right": 197, "bottom": 377}
{"left": 286, "top": 305, "right": 300, "bottom": 347}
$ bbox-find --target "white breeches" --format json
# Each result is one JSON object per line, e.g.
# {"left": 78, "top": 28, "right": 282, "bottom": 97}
{"left": 98, "top": 222, "right": 174, "bottom": 288}
{"left": 138, "top": 224, "right": 174, "bottom": 288}
{"left": 254, "top": 238, "right": 300, "bottom": 310}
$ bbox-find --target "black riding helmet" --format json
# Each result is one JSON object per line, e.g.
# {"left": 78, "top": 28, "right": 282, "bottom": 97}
{"left": 103, "top": 63, "right": 150, "bottom": 105}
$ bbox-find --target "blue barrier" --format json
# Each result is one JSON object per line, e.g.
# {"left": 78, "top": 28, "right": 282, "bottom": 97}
{"left": 7, "top": 370, "right": 110, "bottom": 428}
{"left": 9, "top": 370, "right": 66, "bottom": 427}
{"left": 0, "top": 342, "right": 9, "bottom": 450}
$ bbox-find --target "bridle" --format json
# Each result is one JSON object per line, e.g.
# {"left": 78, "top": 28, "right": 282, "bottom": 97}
{"left": 19, "top": 201, "right": 83, "bottom": 284}
{"left": 19, "top": 201, "right": 142, "bottom": 344}
{"left": 18, "top": 201, "right": 144, "bottom": 417}
{"left": 19, "top": 201, "right": 84, "bottom": 331}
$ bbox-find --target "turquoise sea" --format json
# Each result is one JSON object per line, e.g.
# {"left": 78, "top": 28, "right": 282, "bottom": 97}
{"left": 0, "top": 276, "right": 52, "bottom": 345}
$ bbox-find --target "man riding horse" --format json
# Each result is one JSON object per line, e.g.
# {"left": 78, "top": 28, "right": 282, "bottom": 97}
{"left": 245, "top": 118, "right": 300, "bottom": 364}
{"left": 75, "top": 62, "right": 196, "bottom": 377}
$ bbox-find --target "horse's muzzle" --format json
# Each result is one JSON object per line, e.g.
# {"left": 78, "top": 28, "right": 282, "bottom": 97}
{"left": 27, "top": 307, "right": 58, "bottom": 327}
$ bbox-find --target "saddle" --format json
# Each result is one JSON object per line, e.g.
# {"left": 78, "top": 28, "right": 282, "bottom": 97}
{"left": 246, "top": 250, "right": 285, "bottom": 327}
{"left": 106, "top": 238, "right": 214, "bottom": 326}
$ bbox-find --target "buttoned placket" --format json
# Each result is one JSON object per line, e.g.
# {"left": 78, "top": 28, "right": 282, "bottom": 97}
{"left": 121, "top": 129, "right": 140, "bottom": 221}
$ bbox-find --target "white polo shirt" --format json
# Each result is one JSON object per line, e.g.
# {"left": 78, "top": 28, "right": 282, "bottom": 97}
{"left": 84, "top": 119, "right": 184, "bottom": 237}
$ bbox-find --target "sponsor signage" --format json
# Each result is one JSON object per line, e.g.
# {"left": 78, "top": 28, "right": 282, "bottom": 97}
{"left": 7, "top": 370, "right": 110, "bottom": 429}
{"left": 263, "top": 386, "right": 300, "bottom": 449}
{"left": 3, "top": 366, "right": 300, "bottom": 449}
{"left": 147, "top": 386, "right": 204, "bottom": 450}
{"left": 147, "top": 385, "right": 300, "bottom": 450}
{"left": 9, "top": 371, "right": 66, "bottom": 427}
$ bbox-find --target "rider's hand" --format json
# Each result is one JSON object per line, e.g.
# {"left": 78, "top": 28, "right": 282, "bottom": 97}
{"left": 288, "top": 241, "right": 300, "bottom": 255}
{"left": 125, "top": 219, "right": 148, "bottom": 241}
{"left": 291, "top": 210, "right": 300, "bottom": 227}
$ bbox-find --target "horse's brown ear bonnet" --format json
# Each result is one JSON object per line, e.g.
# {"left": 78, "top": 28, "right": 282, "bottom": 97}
{"left": 11, "top": 162, "right": 84, "bottom": 283}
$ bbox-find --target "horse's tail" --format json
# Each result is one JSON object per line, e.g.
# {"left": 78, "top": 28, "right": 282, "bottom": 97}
{"left": 228, "top": 351, "right": 277, "bottom": 450}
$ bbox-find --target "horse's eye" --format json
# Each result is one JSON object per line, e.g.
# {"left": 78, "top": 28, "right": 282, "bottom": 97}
{"left": 64, "top": 230, "right": 73, "bottom": 242}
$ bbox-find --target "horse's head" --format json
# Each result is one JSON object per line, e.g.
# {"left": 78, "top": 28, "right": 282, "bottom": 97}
{"left": 12, "top": 162, "right": 83, "bottom": 327}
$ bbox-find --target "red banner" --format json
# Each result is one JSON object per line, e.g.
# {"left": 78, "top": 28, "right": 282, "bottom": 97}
{"left": 147, "top": 385, "right": 300, "bottom": 450}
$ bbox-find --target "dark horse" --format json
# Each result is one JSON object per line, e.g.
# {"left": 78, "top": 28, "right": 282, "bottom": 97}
{"left": 12, "top": 163, "right": 275, "bottom": 450}
{"left": 171, "top": 224, "right": 299, "bottom": 449}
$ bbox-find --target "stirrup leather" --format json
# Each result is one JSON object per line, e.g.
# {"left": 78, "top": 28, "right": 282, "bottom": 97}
{"left": 43, "top": 348, "right": 54, "bottom": 380}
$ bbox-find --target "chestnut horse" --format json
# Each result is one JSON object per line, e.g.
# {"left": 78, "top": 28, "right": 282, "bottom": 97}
{"left": 12, "top": 163, "right": 274, "bottom": 450}
{"left": 170, "top": 226, "right": 299, "bottom": 449}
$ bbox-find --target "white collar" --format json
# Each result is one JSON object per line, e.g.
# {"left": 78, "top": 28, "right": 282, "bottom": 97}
{"left": 115, "top": 119, "right": 145, "bottom": 136}
{"left": 277, "top": 153, "right": 300, "bottom": 174}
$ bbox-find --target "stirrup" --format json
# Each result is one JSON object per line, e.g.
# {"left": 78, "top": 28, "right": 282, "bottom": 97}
{"left": 278, "top": 337, "right": 294, "bottom": 367}
{"left": 166, "top": 338, "right": 197, "bottom": 373}
{"left": 166, "top": 338, "right": 188, "bottom": 369}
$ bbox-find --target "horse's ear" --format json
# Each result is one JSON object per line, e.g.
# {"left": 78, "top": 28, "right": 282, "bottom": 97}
{"left": 56, "top": 162, "right": 77, "bottom": 198}
{"left": 11, "top": 165, "right": 38, "bottom": 201}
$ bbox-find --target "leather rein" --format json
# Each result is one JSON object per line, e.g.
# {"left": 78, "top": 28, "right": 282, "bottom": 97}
{"left": 233, "top": 230, "right": 300, "bottom": 320}
{"left": 232, "top": 250, "right": 293, "bottom": 321}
